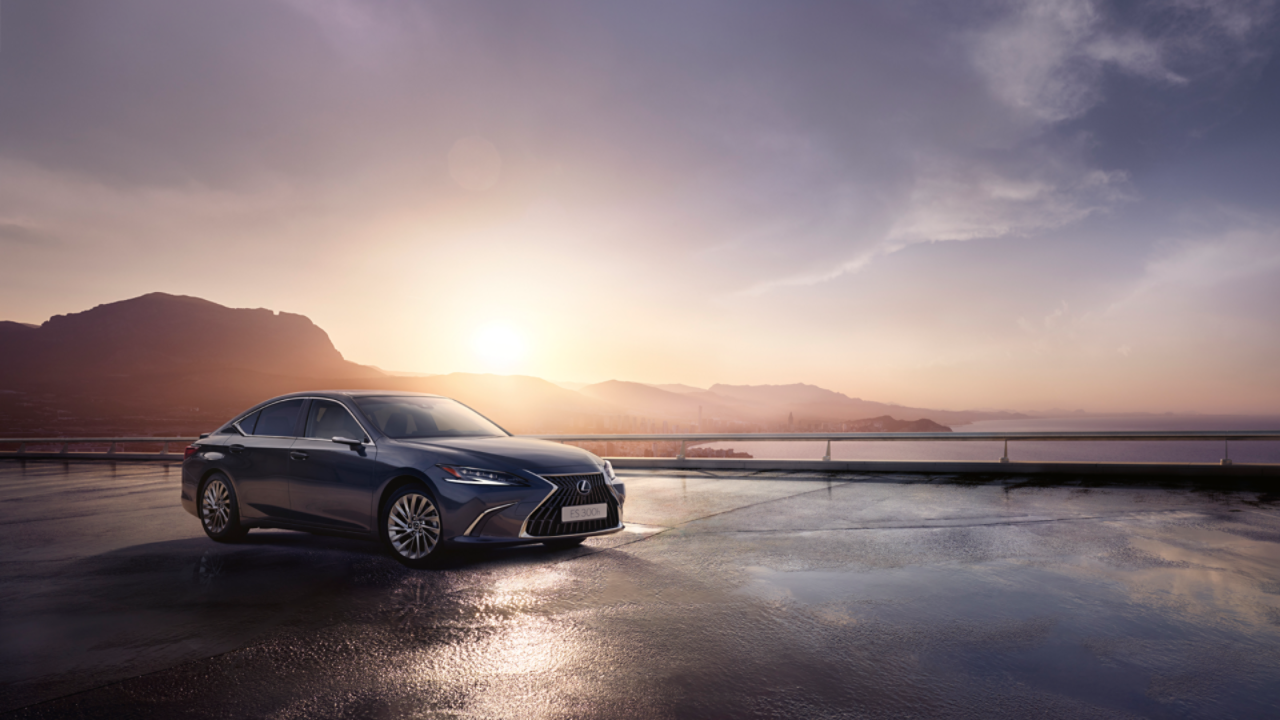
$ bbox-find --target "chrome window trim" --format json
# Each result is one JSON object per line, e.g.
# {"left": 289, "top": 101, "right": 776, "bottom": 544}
{"left": 232, "top": 397, "right": 308, "bottom": 439}
{"left": 517, "top": 471, "right": 624, "bottom": 539}
{"left": 464, "top": 502, "right": 517, "bottom": 536}
{"left": 299, "top": 397, "right": 376, "bottom": 447}
{"left": 229, "top": 396, "right": 375, "bottom": 445}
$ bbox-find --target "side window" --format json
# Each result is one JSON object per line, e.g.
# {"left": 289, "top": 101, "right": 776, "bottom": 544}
{"left": 250, "top": 399, "right": 304, "bottom": 437}
{"left": 236, "top": 410, "right": 262, "bottom": 435}
{"left": 305, "top": 400, "right": 367, "bottom": 441}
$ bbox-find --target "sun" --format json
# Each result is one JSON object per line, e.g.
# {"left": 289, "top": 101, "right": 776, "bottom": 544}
{"left": 471, "top": 325, "right": 528, "bottom": 373}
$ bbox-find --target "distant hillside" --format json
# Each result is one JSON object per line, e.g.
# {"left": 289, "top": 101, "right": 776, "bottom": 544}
{"left": 645, "top": 383, "right": 706, "bottom": 394}
{"left": 845, "top": 416, "right": 951, "bottom": 432}
{"left": 399, "top": 373, "right": 617, "bottom": 433}
{"left": 0, "top": 293, "right": 1029, "bottom": 437}
{"left": 0, "top": 293, "right": 378, "bottom": 381}
{"left": 579, "top": 380, "right": 737, "bottom": 425}
{"left": 708, "top": 383, "right": 1028, "bottom": 426}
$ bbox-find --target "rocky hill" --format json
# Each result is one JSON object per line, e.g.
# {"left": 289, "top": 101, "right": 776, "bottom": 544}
{"left": 0, "top": 293, "right": 378, "bottom": 380}
{"left": 707, "top": 383, "right": 1025, "bottom": 426}
{"left": 0, "top": 293, "right": 1028, "bottom": 437}
{"left": 844, "top": 416, "right": 951, "bottom": 432}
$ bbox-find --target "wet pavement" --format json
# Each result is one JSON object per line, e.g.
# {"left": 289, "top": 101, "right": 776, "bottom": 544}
{"left": 2, "top": 462, "right": 1279, "bottom": 719}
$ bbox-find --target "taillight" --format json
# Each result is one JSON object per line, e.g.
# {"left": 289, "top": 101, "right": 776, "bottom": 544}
{"left": 184, "top": 445, "right": 199, "bottom": 460}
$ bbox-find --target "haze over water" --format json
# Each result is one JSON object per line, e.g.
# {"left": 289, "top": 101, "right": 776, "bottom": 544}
{"left": 709, "top": 416, "right": 1280, "bottom": 464}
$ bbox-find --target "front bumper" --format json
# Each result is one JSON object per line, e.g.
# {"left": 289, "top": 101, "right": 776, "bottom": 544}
{"left": 449, "top": 522, "right": 624, "bottom": 547}
{"left": 451, "top": 476, "right": 625, "bottom": 546}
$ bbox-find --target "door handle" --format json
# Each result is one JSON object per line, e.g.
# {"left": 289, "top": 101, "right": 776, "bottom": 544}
{"left": 229, "top": 444, "right": 246, "bottom": 454}
{"left": 290, "top": 451, "right": 309, "bottom": 461}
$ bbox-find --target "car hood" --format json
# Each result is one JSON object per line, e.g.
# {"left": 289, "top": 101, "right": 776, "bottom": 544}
{"left": 390, "top": 435, "right": 603, "bottom": 475}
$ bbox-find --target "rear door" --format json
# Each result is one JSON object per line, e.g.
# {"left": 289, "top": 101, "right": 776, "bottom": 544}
{"left": 287, "top": 399, "right": 379, "bottom": 532}
{"left": 225, "top": 399, "right": 304, "bottom": 521}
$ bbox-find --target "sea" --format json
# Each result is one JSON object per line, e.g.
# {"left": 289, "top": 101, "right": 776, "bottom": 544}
{"left": 703, "top": 415, "right": 1280, "bottom": 465}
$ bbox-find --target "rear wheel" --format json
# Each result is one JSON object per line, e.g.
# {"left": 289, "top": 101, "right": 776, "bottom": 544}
{"left": 382, "top": 485, "right": 444, "bottom": 568}
{"left": 542, "top": 537, "right": 585, "bottom": 550}
{"left": 200, "top": 473, "right": 248, "bottom": 542}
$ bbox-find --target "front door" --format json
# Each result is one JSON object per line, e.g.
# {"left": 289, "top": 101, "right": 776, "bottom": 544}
{"left": 288, "top": 399, "right": 378, "bottom": 532}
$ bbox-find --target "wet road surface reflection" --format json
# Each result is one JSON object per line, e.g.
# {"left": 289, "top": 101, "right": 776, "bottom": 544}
{"left": 1, "top": 462, "right": 1278, "bottom": 718}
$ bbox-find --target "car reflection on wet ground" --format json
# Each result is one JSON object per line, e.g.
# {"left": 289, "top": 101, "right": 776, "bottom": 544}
{"left": 1, "top": 462, "right": 1278, "bottom": 719}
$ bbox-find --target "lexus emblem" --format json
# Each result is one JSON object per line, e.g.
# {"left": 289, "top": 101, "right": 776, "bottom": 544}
{"left": 576, "top": 478, "right": 592, "bottom": 495}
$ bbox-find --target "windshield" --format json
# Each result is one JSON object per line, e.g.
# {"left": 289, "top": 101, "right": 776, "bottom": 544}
{"left": 353, "top": 396, "right": 508, "bottom": 439}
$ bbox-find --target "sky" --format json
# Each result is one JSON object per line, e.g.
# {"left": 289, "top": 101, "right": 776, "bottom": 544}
{"left": 2, "top": 0, "right": 1279, "bottom": 414}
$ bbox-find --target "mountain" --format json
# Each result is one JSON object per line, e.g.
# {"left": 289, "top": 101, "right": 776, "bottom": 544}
{"left": 645, "top": 383, "right": 706, "bottom": 394}
{"left": 0, "top": 292, "right": 1028, "bottom": 436}
{"left": 708, "top": 383, "right": 1028, "bottom": 426}
{"left": 0, "top": 321, "right": 38, "bottom": 346}
{"left": 579, "top": 380, "right": 737, "bottom": 425}
{"left": 845, "top": 416, "right": 952, "bottom": 432}
{"left": 0, "top": 293, "right": 624, "bottom": 435}
{"left": 399, "top": 373, "right": 617, "bottom": 433}
{"left": 0, "top": 293, "right": 378, "bottom": 381}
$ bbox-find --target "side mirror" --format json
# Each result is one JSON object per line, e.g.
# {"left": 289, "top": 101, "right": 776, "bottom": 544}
{"left": 332, "top": 436, "right": 366, "bottom": 449}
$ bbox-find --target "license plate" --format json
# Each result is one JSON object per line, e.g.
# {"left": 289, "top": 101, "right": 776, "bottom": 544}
{"left": 562, "top": 503, "right": 607, "bottom": 523}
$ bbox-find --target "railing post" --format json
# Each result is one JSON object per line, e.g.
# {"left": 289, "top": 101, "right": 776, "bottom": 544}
{"left": 999, "top": 439, "right": 1010, "bottom": 463}
{"left": 677, "top": 440, "right": 686, "bottom": 460}
{"left": 823, "top": 439, "right": 831, "bottom": 462}
{"left": 1221, "top": 439, "right": 1232, "bottom": 466}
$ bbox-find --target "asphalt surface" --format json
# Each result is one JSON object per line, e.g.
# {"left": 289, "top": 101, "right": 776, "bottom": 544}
{"left": 1, "top": 462, "right": 1279, "bottom": 719}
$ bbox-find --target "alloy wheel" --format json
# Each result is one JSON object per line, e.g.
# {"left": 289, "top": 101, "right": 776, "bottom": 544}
{"left": 387, "top": 492, "right": 441, "bottom": 560}
{"left": 202, "top": 479, "right": 231, "bottom": 535}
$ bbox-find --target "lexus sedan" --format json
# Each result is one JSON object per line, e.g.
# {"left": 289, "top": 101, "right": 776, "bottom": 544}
{"left": 181, "top": 391, "right": 624, "bottom": 567}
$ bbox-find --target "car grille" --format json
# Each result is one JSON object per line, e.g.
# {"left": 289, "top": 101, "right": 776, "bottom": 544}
{"left": 524, "top": 472, "right": 620, "bottom": 537}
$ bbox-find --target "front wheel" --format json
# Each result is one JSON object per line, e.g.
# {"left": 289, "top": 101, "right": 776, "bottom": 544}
{"left": 382, "top": 485, "right": 445, "bottom": 568}
{"left": 200, "top": 473, "right": 248, "bottom": 542}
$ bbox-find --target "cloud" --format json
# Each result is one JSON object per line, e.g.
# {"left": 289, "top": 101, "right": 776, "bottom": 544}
{"left": 0, "top": 159, "right": 308, "bottom": 253}
{"left": 739, "top": 156, "right": 1132, "bottom": 295}
{"left": 0, "top": 221, "right": 49, "bottom": 245}
{"left": 883, "top": 164, "right": 1128, "bottom": 248}
{"left": 742, "top": 0, "right": 1277, "bottom": 296}
{"left": 1114, "top": 223, "right": 1280, "bottom": 308}
{"left": 972, "top": 0, "right": 1274, "bottom": 124}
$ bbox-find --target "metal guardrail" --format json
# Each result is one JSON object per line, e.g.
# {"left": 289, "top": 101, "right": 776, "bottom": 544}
{"left": 531, "top": 431, "right": 1280, "bottom": 466}
{"left": 0, "top": 437, "right": 198, "bottom": 458}
{"left": 0, "top": 431, "right": 1277, "bottom": 466}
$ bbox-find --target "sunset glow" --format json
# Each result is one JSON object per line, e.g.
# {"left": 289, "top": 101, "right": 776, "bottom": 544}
{"left": 2, "top": 1, "right": 1279, "bottom": 415}
{"left": 471, "top": 325, "right": 528, "bottom": 374}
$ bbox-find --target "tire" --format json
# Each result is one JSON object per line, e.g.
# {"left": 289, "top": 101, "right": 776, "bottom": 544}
{"left": 542, "top": 537, "right": 586, "bottom": 550}
{"left": 382, "top": 484, "right": 445, "bottom": 568}
{"left": 200, "top": 473, "right": 248, "bottom": 543}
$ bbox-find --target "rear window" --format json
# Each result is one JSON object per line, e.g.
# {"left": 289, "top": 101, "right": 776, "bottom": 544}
{"left": 235, "top": 410, "right": 261, "bottom": 435}
{"left": 247, "top": 399, "right": 304, "bottom": 437}
{"left": 354, "top": 396, "right": 506, "bottom": 439}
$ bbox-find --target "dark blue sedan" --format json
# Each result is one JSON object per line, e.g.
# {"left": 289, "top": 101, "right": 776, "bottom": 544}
{"left": 181, "top": 391, "right": 624, "bottom": 566}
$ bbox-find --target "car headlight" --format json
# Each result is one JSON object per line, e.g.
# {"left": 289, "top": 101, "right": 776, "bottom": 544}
{"left": 602, "top": 460, "right": 617, "bottom": 485}
{"left": 438, "top": 465, "right": 528, "bottom": 486}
